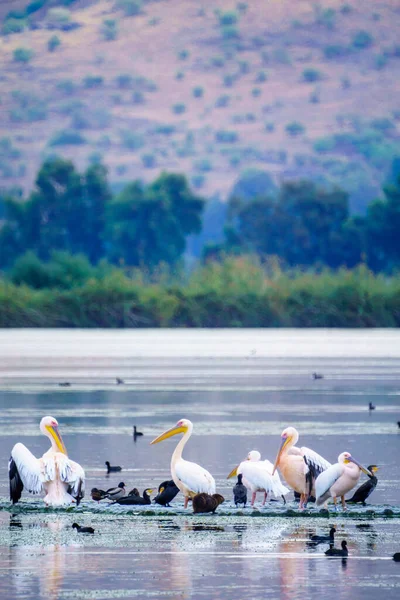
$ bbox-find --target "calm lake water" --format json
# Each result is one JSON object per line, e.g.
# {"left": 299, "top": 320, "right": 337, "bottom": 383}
{"left": 0, "top": 329, "right": 399, "bottom": 599}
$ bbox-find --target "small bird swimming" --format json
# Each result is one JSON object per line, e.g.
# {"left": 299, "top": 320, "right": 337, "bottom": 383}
{"left": 58, "top": 382, "right": 71, "bottom": 387}
{"left": 233, "top": 474, "right": 247, "bottom": 508}
{"left": 369, "top": 402, "right": 376, "bottom": 410}
{"left": 325, "top": 540, "right": 348, "bottom": 557}
{"left": 347, "top": 465, "right": 378, "bottom": 505}
{"left": 105, "top": 461, "right": 122, "bottom": 473}
{"left": 133, "top": 426, "right": 143, "bottom": 440}
{"left": 309, "top": 527, "right": 336, "bottom": 544}
{"left": 72, "top": 523, "right": 94, "bottom": 534}
{"left": 116, "top": 377, "right": 124, "bottom": 385}
{"left": 114, "top": 488, "right": 154, "bottom": 505}
{"left": 154, "top": 480, "right": 179, "bottom": 507}
{"left": 91, "top": 488, "right": 107, "bottom": 502}
{"left": 312, "top": 372, "right": 323, "bottom": 380}
{"left": 193, "top": 493, "right": 225, "bottom": 514}
{"left": 105, "top": 482, "right": 125, "bottom": 500}
{"left": 393, "top": 553, "right": 400, "bottom": 562}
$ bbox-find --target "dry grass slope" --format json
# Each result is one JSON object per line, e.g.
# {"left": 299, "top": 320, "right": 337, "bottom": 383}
{"left": 1, "top": 0, "right": 400, "bottom": 210}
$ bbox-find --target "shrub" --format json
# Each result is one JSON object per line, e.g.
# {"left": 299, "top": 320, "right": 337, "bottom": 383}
{"left": 223, "top": 73, "right": 236, "bottom": 87}
{"left": 340, "top": 4, "right": 352, "bottom": 14}
{"left": 314, "top": 7, "right": 336, "bottom": 30}
{"left": 221, "top": 25, "right": 239, "bottom": 40}
{"left": 255, "top": 70, "right": 268, "bottom": 83}
{"left": 3, "top": 18, "right": 26, "bottom": 35}
{"left": 309, "top": 89, "right": 320, "bottom": 103}
{"left": 120, "top": 131, "right": 144, "bottom": 150}
{"left": 141, "top": 153, "right": 156, "bottom": 168}
{"left": 341, "top": 76, "right": 351, "bottom": 89}
{"left": 374, "top": 54, "right": 388, "bottom": 70}
{"left": 324, "top": 45, "right": 348, "bottom": 59}
{"left": 47, "top": 8, "right": 71, "bottom": 26}
{"left": 83, "top": 75, "right": 104, "bottom": 88}
{"left": 218, "top": 11, "right": 238, "bottom": 26}
{"left": 285, "top": 121, "right": 305, "bottom": 136}
{"left": 215, "top": 130, "right": 238, "bottom": 143}
{"left": 313, "top": 137, "right": 336, "bottom": 153}
{"left": 132, "top": 91, "right": 145, "bottom": 104}
{"left": 101, "top": 19, "right": 118, "bottom": 41}
{"left": 251, "top": 87, "right": 261, "bottom": 97}
{"left": 177, "top": 49, "right": 189, "bottom": 60}
{"left": 302, "top": 68, "right": 323, "bottom": 82}
{"left": 193, "top": 86, "right": 204, "bottom": 98}
{"left": 191, "top": 174, "right": 205, "bottom": 189}
{"left": 116, "top": 164, "right": 127, "bottom": 176}
{"left": 154, "top": 124, "right": 176, "bottom": 135}
{"left": 352, "top": 30, "right": 374, "bottom": 50}
{"left": 56, "top": 79, "right": 76, "bottom": 95}
{"left": 265, "top": 122, "right": 275, "bottom": 132}
{"left": 58, "top": 99, "right": 84, "bottom": 115}
{"left": 237, "top": 2, "right": 248, "bottom": 13}
{"left": 175, "top": 71, "right": 185, "bottom": 80}
{"left": 13, "top": 47, "right": 34, "bottom": 64}
{"left": 48, "top": 35, "right": 61, "bottom": 52}
{"left": 370, "top": 118, "right": 395, "bottom": 132}
{"left": 194, "top": 158, "right": 212, "bottom": 172}
{"left": 10, "top": 105, "right": 47, "bottom": 123}
{"left": 211, "top": 56, "right": 225, "bottom": 68}
{"left": 49, "top": 130, "right": 86, "bottom": 146}
{"left": 172, "top": 103, "right": 186, "bottom": 115}
{"left": 26, "top": 0, "right": 45, "bottom": 15}
{"left": 215, "top": 94, "right": 230, "bottom": 108}
{"left": 273, "top": 48, "right": 291, "bottom": 64}
{"left": 116, "top": 0, "right": 142, "bottom": 16}
{"left": 115, "top": 74, "right": 133, "bottom": 89}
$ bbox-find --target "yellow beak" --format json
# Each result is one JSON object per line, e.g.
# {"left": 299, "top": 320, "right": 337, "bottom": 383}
{"left": 46, "top": 425, "right": 67, "bottom": 455}
{"left": 227, "top": 465, "right": 239, "bottom": 479}
{"left": 150, "top": 424, "right": 187, "bottom": 444}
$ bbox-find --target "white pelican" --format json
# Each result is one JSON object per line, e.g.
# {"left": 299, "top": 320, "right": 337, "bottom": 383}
{"left": 228, "top": 450, "right": 289, "bottom": 506}
{"left": 9, "top": 416, "right": 85, "bottom": 507}
{"left": 272, "top": 426, "right": 331, "bottom": 508}
{"left": 316, "top": 452, "right": 372, "bottom": 510}
{"left": 150, "top": 418, "right": 215, "bottom": 508}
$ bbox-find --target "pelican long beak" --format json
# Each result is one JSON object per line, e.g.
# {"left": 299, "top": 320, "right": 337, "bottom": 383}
{"left": 46, "top": 425, "right": 67, "bottom": 455}
{"left": 348, "top": 457, "right": 373, "bottom": 477}
{"left": 227, "top": 465, "right": 239, "bottom": 479}
{"left": 272, "top": 436, "right": 289, "bottom": 475}
{"left": 150, "top": 423, "right": 187, "bottom": 444}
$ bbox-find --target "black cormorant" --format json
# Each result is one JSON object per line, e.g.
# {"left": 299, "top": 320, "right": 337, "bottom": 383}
{"left": 325, "top": 540, "right": 348, "bottom": 557}
{"left": 309, "top": 527, "right": 336, "bottom": 544}
{"left": 154, "top": 480, "right": 179, "bottom": 506}
{"left": 369, "top": 402, "right": 376, "bottom": 410}
{"left": 347, "top": 465, "right": 378, "bottom": 505}
{"left": 233, "top": 474, "right": 247, "bottom": 507}
{"left": 72, "top": 523, "right": 95, "bottom": 534}
{"left": 105, "top": 461, "right": 122, "bottom": 473}
{"left": 312, "top": 372, "right": 324, "bottom": 380}
{"left": 133, "top": 426, "right": 143, "bottom": 440}
{"left": 115, "top": 488, "right": 154, "bottom": 505}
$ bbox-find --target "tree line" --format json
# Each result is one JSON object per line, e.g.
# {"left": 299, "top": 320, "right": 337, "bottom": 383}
{"left": 0, "top": 157, "right": 400, "bottom": 277}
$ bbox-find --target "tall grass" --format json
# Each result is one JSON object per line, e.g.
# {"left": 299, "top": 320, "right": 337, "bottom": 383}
{"left": 1, "top": 257, "right": 399, "bottom": 328}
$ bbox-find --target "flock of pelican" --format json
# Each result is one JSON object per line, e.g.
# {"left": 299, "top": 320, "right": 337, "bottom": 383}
{"left": 9, "top": 416, "right": 373, "bottom": 510}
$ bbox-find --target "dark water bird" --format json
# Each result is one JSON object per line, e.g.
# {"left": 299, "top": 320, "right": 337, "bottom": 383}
{"left": 397, "top": 422, "right": 400, "bottom": 429}
{"left": 192, "top": 493, "right": 225, "bottom": 514}
{"left": 369, "top": 402, "right": 376, "bottom": 410}
{"left": 105, "top": 461, "right": 122, "bottom": 473}
{"left": 233, "top": 474, "right": 247, "bottom": 507}
{"left": 154, "top": 480, "right": 179, "bottom": 507}
{"left": 114, "top": 488, "right": 153, "bottom": 505}
{"left": 312, "top": 372, "right": 324, "bottom": 380}
{"left": 347, "top": 465, "right": 378, "bottom": 505}
{"left": 72, "top": 523, "right": 94, "bottom": 534}
{"left": 325, "top": 540, "right": 348, "bottom": 557}
{"left": 127, "top": 487, "right": 140, "bottom": 497}
{"left": 58, "top": 382, "right": 71, "bottom": 387}
{"left": 393, "top": 553, "right": 400, "bottom": 562}
{"left": 91, "top": 487, "right": 107, "bottom": 502}
{"left": 105, "top": 482, "right": 126, "bottom": 501}
{"left": 309, "top": 527, "right": 336, "bottom": 544}
{"left": 133, "top": 426, "right": 143, "bottom": 440}
{"left": 116, "top": 377, "right": 124, "bottom": 385}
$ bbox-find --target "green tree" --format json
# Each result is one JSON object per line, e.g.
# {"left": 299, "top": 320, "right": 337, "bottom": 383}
{"left": 366, "top": 176, "right": 400, "bottom": 272}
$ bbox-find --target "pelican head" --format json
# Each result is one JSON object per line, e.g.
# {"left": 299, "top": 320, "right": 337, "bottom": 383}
{"left": 40, "top": 416, "right": 67, "bottom": 455}
{"left": 272, "top": 426, "right": 299, "bottom": 474}
{"left": 338, "top": 452, "right": 373, "bottom": 477}
{"left": 247, "top": 450, "right": 261, "bottom": 462}
{"left": 150, "top": 418, "right": 192, "bottom": 445}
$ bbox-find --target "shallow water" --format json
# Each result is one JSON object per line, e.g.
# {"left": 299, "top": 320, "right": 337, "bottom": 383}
{"left": 0, "top": 330, "right": 400, "bottom": 599}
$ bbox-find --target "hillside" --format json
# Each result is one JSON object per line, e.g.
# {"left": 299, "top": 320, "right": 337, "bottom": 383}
{"left": 1, "top": 0, "right": 400, "bottom": 211}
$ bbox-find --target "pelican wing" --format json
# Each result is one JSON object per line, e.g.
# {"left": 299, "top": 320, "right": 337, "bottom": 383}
{"left": 239, "top": 461, "right": 289, "bottom": 498}
{"left": 300, "top": 446, "right": 331, "bottom": 496}
{"left": 175, "top": 459, "right": 215, "bottom": 495}
{"left": 315, "top": 463, "right": 343, "bottom": 505}
{"left": 54, "top": 455, "right": 85, "bottom": 505}
{"left": 9, "top": 443, "right": 44, "bottom": 503}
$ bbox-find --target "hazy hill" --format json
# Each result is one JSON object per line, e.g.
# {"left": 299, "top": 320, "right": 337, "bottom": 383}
{"left": 1, "top": 0, "right": 400, "bottom": 211}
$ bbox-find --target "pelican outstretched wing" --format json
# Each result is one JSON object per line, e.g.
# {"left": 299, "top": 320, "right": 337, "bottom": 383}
{"left": 176, "top": 459, "right": 215, "bottom": 495}
{"left": 315, "top": 463, "right": 343, "bottom": 505}
{"left": 53, "top": 455, "right": 85, "bottom": 505}
{"left": 301, "top": 446, "right": 331, "bottom": 496}
{"left": 9, "top": 443, "right": 44, "bottom": 504}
